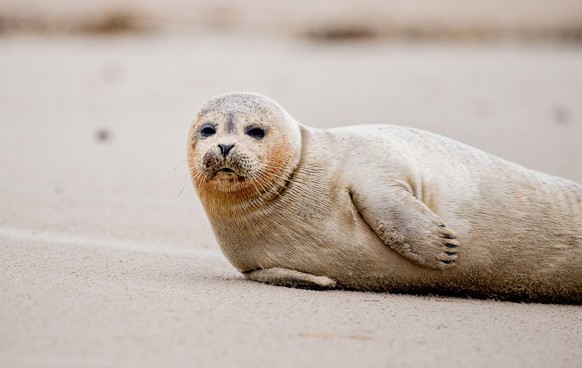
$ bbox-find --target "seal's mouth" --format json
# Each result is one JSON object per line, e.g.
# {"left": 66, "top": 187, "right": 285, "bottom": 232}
{"left": 216, "top": 168, "right": 235, "bottom": 174}
{"left": 209, "top": 167, "right": 246, "bottom": 182}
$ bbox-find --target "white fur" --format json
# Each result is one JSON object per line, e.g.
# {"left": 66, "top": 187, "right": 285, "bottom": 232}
{"left": 189, "top": 93, "right": 582, "bottom": 303}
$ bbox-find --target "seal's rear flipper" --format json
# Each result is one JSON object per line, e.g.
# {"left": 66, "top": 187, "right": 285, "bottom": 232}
{"left": 243, "top": 267, "right": 337, "bottom": 290}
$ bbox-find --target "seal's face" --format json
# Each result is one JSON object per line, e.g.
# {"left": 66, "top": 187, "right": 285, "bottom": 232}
{"left": 189, "top": 110, "right": 270, "bottom": 192}
{"left": 188, "top": 93, "right": 302, "bottom": 203}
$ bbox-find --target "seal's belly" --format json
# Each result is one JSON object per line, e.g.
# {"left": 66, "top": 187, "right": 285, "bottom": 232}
{"left": 213, "top": 188, "right": 447, "bottom": 290}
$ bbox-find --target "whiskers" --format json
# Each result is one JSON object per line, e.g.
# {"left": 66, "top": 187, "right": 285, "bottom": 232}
{"left": 167, "top": 159, "right": 196, "bottom": 197}
{"left": 187, "top": 151, "right": 296, "bottom": 214}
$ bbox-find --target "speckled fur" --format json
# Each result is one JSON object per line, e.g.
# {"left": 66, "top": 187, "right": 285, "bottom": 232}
{"left": 188, "top": 92, "right": 582, "bottom": 303}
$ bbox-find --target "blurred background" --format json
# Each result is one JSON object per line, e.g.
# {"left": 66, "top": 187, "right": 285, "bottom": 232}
{"left": 1, "top": 1, "right": 581, "bottom": 189}
{"left": 2, "top": 0, "right": 582, "bottom": 39}
{"left": 2, "top": 2, "right": 582, "bottom": 367}
{"left": 2, "top": 0, "right": 582, "bottom": 189}
{"left": 1, "top": 0, "right": 581, "bottom": 249}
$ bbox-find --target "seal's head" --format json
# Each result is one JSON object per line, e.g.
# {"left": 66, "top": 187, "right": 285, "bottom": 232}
{"left": 188, "top": 92, "right": 302, "bottom": 213}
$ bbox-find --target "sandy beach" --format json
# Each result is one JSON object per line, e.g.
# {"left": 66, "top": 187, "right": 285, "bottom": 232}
{"left": 1, "top": 4, "right": 582, "bottom": 366}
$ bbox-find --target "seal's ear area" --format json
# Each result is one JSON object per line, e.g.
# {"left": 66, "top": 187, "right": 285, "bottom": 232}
{"left": 243, "top": 268, "right": 337, "bottom": 289}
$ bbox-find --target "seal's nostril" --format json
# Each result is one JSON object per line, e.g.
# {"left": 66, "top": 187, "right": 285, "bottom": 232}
{"left": 218, "top": 144, "right": 234, "bottom": 157}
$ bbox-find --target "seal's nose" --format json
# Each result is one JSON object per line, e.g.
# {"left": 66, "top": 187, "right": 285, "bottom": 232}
{"left": 218, "top": 144, "right": 234, "bottom": 157}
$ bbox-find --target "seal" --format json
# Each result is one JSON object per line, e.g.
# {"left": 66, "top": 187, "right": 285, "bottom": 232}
{"left": 187, "top": 92, "right": 582, "bottom": 303}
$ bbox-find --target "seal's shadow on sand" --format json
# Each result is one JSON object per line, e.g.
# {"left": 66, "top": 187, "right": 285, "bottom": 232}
{"left": 222, "top": 268, "right": 582, "bottom": 305}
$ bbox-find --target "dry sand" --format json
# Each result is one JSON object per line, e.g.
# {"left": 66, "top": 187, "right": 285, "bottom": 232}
{"left": 1, "top": 32, "right": 582, "bottom": 367}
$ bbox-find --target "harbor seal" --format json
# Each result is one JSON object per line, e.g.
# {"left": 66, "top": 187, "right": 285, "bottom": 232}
{"left": 187, "top": 92, "right": 582, "bottom": 303}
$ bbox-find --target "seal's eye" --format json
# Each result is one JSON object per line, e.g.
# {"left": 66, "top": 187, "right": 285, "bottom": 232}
{"left": 246, "top": 127, "right": 265, "bottom": 140}
{"left": 199, "top": 126, "right": 216, "bottom": 138}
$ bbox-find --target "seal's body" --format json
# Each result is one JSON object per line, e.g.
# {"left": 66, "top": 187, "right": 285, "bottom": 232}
{"left": 188, "top": 92, "right": 582, "bottom": 303}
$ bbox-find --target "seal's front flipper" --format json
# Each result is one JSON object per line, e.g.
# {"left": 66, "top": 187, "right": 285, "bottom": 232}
{"left": 243, "top": 268, "right": 337, "bottom": 289}
{"left": 351, "top": 179, "right": 460, "bottom": 270}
